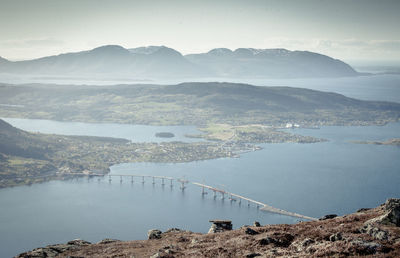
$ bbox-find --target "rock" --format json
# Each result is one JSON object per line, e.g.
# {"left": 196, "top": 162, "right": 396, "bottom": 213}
{"left": 253, "top": 221, "right": 261, "bottom": 227}
{"left": 319, "top": 214, "right": 337, "bottom": 220}
{"left": 164, "top": 228, "right": 182, "bottom": 233}
{"left": 150, "top": 252, "right": 161, "bottom": 258}
{"left": 381, "top": 198, "right": 400, "bottom": 226}
{"left": 258, "top": 237, "right": 275, "bottom": 246}
{"left": 67, "top": 239, "right": 91, "bottom": 245}
{"left": 97, "top": 238, "right": 121, "bottom": 244}
{"left": 329, "top": 232, "right": 342, "bottom": 242}
{"left": 148, "top": 229, "right": 162, "bottom": 239}
{"left": 246, "top": 253, "right": 261, "bottom": 257}
{"left": 208, "top": 220, "right": 232, "bottom": 233}
{"left": 366, "top": 198, "right": 400, "bottom": 227}
{"left": 273, "top": 233, "right": 295, "bottom": 247}
{"left": 301, "top": 238, "right": 315, "bottom": 247}
{"left": 260, "top": 233, "right": 295, "bottom": 247}
{"left": 360, "top": 224, "right": 388, "bottom": 240}
{"left": 350, "top": 239, "right": 381, "bottom": 255}
{"left": 357, "top": 208, "right": 371, "bottom": 212}
{"left": 16, "top": 243, "right": 81, "bottom": 258}
{"left": 244, "top": 227, "right": 259, "bottom": 235}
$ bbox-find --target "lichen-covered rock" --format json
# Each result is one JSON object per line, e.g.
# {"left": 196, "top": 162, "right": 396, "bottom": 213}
{"left": 360, "top": 224, "right": 388, "bottom": 240}
{"left": 208, "top": 220, "right": 232, "bottom": 233}
{"left": 382, "top": 198, "right": 400, "bottom": 226}
{"left": 253, "top": 221, "right": 261, "bottom": 227}
{"left": 97, "top": 238, "right": 121, "bottom": 244}
{"left": 164, "top": 228, "right": 182, "bottom": 233}
{"left": 148, "top": 229, "right": 162, "bottom": 239}
{"left": 67, "top": 239, "right": 91, "bottom": 245}
{"left": 329, "top": 232, "right": 342, "bottom": 242}
{"left": 367, "top": 198, "right": 400, "bottom": 227}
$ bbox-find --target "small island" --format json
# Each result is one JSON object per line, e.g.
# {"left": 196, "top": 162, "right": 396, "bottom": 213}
{"left": 351, "top": 138, "right": 400, "bottom": 146}
{"left": 155, "top": 132, "right": 175, "bottom": 138}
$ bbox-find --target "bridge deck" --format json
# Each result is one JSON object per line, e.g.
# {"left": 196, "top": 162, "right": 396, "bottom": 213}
{"left": 192, "top": 182, "right": 317, "bottom": 221}
{"left": 62, "top": 173, "right": 316, "bottom": 221}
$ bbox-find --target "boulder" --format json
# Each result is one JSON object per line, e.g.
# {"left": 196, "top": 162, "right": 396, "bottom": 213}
{"left": 148, "top": 229, "right": 162, "bottom": 239}
{"left": 97, "top": 238, "right": 121, "bottom": 244}
{"left": 164, "top": 228, "right": 182, "bottom": 233}
{"left": 253, "top": 221, "right": 261, "bottom": 227}
{"left": 366, "top": 198, "right": 400, "bottom": 227}
{"left": 357, "top": 208, "right": 371, "bottom": 213}
{"left": 329, "top": 232, "right": 342, "bottom": 242}
{"left": 360, "top": 224, "right": 388, "bottom": 240}
{"left": 349, "top": 239, "right": 381, "bottom": 255}
{"left": 208, "top": 220, "right": 232, "bottom": 233}
{"left": 319, "top": 214, "right": 337, "bottom": 220}
{"left": 67, "top": 239, "right": 91, "bottom": 245}
{"left": 381, "top": 198, "right": 400, "bottom": 226}
{"left": 244, "top": 227, "right": 259, "bottom": 235}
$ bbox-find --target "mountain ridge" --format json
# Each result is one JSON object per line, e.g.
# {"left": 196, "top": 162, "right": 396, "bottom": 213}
{"left": 0, "top": 45, "right": 359, "bottom": 79}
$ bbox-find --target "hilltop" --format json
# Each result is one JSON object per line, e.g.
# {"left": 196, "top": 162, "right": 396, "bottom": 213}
{"left": 0, "top": 45, "right": 359, "bottom": 79}
{"left": 17, "top": 198, "right": 400, "bottom": 257}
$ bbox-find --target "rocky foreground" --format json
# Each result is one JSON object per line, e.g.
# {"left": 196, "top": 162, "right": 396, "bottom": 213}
{"left": 18, "top": 199, "right": 400, "bottom": 257}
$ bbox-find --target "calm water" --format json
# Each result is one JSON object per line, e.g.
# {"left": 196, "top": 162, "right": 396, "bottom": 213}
{"left": 1, "top": 118, "right": 202, "bottom": 143}
{"left": 0, "top": 119, "right": 400, "bottom": 257}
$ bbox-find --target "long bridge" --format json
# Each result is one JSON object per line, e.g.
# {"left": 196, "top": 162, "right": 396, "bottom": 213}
{"left": 192, "top": 182, "right": 317, "bottom": 221}
{"left": 65, "top": 172, "right": 317, "bottom": 221}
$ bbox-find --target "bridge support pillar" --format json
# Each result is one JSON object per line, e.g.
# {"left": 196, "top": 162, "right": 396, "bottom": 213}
{"left": 221, "top": 193, "right": 225, "bottom": 200}
{"left": 109, "top": 175, "right": 111, "bottom": 182}
{"left": 142, "top": 176, "right": 145, "bottom": 184}
{"left": 161, "top": 178, "right": 165, "bottom": 186}
{"left": 213, "top": 190, "right": 216, "bottom": 198}
{"left": 180, "top": 182, "right": 186, "bottom": 191}
{"left": 131, "top": 176, "right": 134, "bottom": 183}
{"left": 120, "top": 175, "right": 123, "bottom": 183}
{"left": 248, "top": 200, "right": 250, "bottom": 207}
{"left": 170, "top": 179, "right": 173, "bottom": 188}
{"left": 152, "top": 177, "right": 155, "bottom": 185}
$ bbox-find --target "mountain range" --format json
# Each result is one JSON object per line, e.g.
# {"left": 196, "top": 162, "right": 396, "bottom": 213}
{"left": 0, "top": 45, "right": 359, "bottom": 79}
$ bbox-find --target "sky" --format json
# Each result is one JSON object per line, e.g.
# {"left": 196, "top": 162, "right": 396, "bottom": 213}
{"left": 0, "top": 0, "right": 399, "bottom": 64}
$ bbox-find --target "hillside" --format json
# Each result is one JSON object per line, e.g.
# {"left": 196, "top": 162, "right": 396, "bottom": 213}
{"left": 186, "top": 48, "right": 358, "bottom": 78}
{"left": 0, "top": 119, "right": 247, "bottom": 188}
{"left": 0, "top": 82, "right": 399, "bottom": 126}
{"left": 17, "top": 198, "right": 400, "bottom": 257}
{"left": 0, "top": 45, "right": 360, "bottom": 79}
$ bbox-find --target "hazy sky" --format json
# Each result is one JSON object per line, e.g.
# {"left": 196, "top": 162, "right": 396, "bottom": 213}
{"left": 0, "top": 0, "right": 399, "bottom": 63}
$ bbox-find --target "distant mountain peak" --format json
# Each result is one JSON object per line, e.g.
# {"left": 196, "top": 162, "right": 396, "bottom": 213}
{"left": 129, "top": 46, "right": 182, "bottom": 57}
{"left": 89, "top": 45, "right": 130, "bottom": 55}
{"left": 0, "top": 56, "right": 9, "bottom": 63}
{"left": 207, "top": 48, "right": 233, "bottom": 56}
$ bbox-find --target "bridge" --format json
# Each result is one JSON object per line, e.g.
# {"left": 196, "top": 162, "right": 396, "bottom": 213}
{"left": 192, "top": 182, "right": 317, "bottom": 221}
{"left": 64, "top": 172, "right": 317, "bottom": 221}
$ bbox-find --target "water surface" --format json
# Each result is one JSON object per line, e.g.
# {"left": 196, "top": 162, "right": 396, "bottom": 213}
{"left": 0, "top": 120, "right": 399, "bottom": 257}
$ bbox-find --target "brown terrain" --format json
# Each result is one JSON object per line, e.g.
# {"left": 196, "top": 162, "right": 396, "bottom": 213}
{"left": 18, "top": 199, "right": 400, "bottom": 258}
